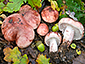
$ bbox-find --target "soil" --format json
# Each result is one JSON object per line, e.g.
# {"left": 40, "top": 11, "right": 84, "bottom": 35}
{"left": 0, "top": 0, "right": 85, "bottom": 64}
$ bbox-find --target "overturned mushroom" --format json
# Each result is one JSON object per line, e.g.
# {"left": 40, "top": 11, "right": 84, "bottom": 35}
{"left": 44, "top": 32, "right": 62, "bottom": 52}
{"left": 41, "top": 6, "right": 59, "bottom": 23}
{"left": 37, "top": 23, "right": 49, "bottom": 36}
{"left": 1, "top": 13, "right": 35, "bottom": 48}
{"left": 19, "top": 5, "right": 41, "bottom": 29}
{"left": 58, "top": 18, "right": 84, "bottom": 46}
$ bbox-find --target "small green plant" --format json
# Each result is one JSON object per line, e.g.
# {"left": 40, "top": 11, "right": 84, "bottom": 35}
{"left": 57, "top": 0, "right": 85, "bottom": 24}
{"left": 35, "top": 41, "right": 45, "bottom": 52}
{"left": 36, "top": 54, "right": 51, "bottom": 64}
{"left": 3, "top": 47, "right": 29, "bottom": 64}
{"left": 51, "top": 23, "right": 59, "bottom": 32}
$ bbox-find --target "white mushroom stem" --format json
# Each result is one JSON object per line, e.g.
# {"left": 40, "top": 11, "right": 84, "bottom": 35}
{"left": 50, "top": 38, "right": 58, "bottom": 52}
{"left": 63, "top": 26, "right": 74, "bottom": 45}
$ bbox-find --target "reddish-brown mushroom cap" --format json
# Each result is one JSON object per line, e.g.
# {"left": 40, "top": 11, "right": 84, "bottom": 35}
{"left": 37, "top": 23, "right": 49, "bottom": 36}
{"left": 1, "top": 13, "right": 27, "bottom": 41}
{"left": 19, "top": 5, "right": 32, "bottom": 14}
{"left": 16, "top": 25, "right": 35, "bottom": 48}
{"left": 44, "top": 32, "right": 62, "bottom": 52}
{"left": 1, "top": 13, "right": 35, "bottom": 48}
{"left": 58, "top": 18, "right": 84, "bottom": 45}
{"left": 19, "top": 5, "right": 41, "bottom": 29}
{"left": 41, "top": 6, "right": 59, "bottom": 23}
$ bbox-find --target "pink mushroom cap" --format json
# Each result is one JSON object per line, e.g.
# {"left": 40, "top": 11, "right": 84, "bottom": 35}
{"left": 1, "top": 13, "right": 35, "bottom": 48}
{"left": 19, "top": 5, "right": 32, "bottom": 13}
{"left": 41, "top": 6, "right": 59, "bottom": 23}
{"left": 37, "top": 23, "right": 49, "bottom": 36}
{"left": 19, "top": 5, "right": 41, "bottom": 29}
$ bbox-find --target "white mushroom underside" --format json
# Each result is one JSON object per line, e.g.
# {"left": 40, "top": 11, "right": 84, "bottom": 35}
{"left": 59, "top": 23, "right": 82, "bottom": 40}
{"left": 45, "top": 32, "right": 61, "bottom": 52}
{"left": 45, "top": 32, "right": 61, "bottom": 46}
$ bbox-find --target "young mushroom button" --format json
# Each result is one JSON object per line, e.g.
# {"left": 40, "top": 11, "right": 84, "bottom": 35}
{"left": 58, "top": 18, "right": 84, "bottom": 46}
{"left": 44, "top": 32, "right": 62, "bottom": 52}
{"left": 41, "top": 6, "right": 59, "bottom": 23}
{"left": 37, "top": 23, "right": 49, "bottom": 36}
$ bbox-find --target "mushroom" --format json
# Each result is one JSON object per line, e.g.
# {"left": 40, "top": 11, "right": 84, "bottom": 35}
{"left": 19, "top": 5, "right": 32, "bottom": 14}
{"left": 44, "top": 32, "right": 62, "bottom": 52}
{"left": 58, "top": 18, "right": 84, "bottom": 46}
{"left": 41, "top": 6, "right": 59, "bottom": 23}
{"left": 16, "top": 25, "right": 35, "bottom": 48}
{"left": 19, "top": 5, "right": 41, "bottom": 29}
{"left": 37, "top": 23, "right": 49, "bottom": 36}
{"left": 1, "top": 13, "right": 35, "bottom": 48}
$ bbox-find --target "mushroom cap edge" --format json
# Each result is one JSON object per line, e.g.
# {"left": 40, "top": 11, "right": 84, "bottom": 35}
{"left": 58, "top": 18, "right": 84, "bottom": 40}
{"left": 44, "top": 32, "right": 62, "bottom": 46}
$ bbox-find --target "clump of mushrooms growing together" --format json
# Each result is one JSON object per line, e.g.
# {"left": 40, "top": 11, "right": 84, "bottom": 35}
{"left": 41, "top": 6, "right": 59, "bottom": 23}
{"left": 41, "top": 6, "right": 61, "bottom": 53}
{"left": 44, "top": 32, "right": 62, "bottom": 52}
{"left": 37, "top": 23, "right": 49, "bottom": 36}
{"left": 58, "top": 18, "right": 84, "bottom": 47}
{"left": 1, "top": 5, "right": 41, "bottom": 48}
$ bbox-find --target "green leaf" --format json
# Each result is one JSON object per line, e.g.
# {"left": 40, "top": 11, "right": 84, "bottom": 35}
{"left": 3, "top": 47, "right": 12, "bottom": 62}
{"left": 74, "top": 0, "right": 81, "bottom": 5}
{"left": 51, "top": 1, "right": 60, "bottom": 11}
{"left": 48, "top": 0, "right": 60, "bottom": 11}
{"left": 59, "top": 13, "right": 68, "bottom": 20}
{"left": 80, "top": 16, "right": 85, "bottom": 25}
{"left": 57, "top": 0, "right": 63, "bottom": 8}
{"left": 27, "top": 0, "right": 42, "bottom": 9}
{"left": 3, "top": 47, "right": 29, "bottom": 64}
{"left": 36, "top": 54, "right": 50, "bottom": 64}
{"left": 3, "top": 47, "right": 21, "bottom": 62}
{"left": 75, "top": 11, "right": 85, "bottom": 21}
{"left": 58, "top": 0, "right": 85, "bottom": 23}
{"left": 0, "top": 2, "right": 5, "bottom": 14}
{"left": 0, "top": 0, "right": 4, "bottom": 2}
{"left": 74, "top": 0, "right": 85, "bottom": 10}
{"left": 65, "top": 0, "right": 84, "bottom": 12}
{"left": 3, "top": 0, "right": 26, "bottom": 13}
{"left": 20, "top": 54, "right": 29, "bottom": 64}
{"left": 13, "top": 61, "right": 20, "bottom": 64}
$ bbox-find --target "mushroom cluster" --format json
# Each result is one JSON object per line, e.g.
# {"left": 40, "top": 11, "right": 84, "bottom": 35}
{"left": 42, "top": 6, "right": 84, "bottom": 52}
{"left": 1, "top": 5, "right": 41, "bottom": 48}
{"left": 1, "top": 5, "right": 84, "bottom": 53}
